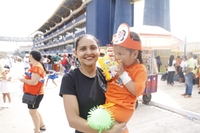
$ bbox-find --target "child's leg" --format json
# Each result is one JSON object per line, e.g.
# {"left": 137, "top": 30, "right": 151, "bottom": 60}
{"left": 45, "top": 78, "right": 49, "bottom": 86}
{"left": 6, "top": 93, "right": 11, "bottom": 103}
{"left": 52, "top": 80, "right": 57, "bottom": 86}
{"left": 2, "top": 93, "right": 6, "bottom": 103}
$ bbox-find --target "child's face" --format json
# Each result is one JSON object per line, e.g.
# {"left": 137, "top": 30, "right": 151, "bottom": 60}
{"left": 113, "top": 46, "right": 138, "bottom": 68}
{"left": 5, "top": 70, "right": 9, "bottom": 74}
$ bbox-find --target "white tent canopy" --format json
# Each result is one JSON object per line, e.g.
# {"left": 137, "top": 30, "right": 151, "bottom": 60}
{"left": 130, "top": 25, "right": 184, "bottom": 50}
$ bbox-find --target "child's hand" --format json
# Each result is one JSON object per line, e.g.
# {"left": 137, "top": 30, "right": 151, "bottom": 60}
{"left": 115, "top": 60, "right": 124, "bottom": 76}
{"left": 7, "top": 77, "right": 11, "bottom": 81}
{"left": 102, "top": 71, "right": 112, "bottom": 81}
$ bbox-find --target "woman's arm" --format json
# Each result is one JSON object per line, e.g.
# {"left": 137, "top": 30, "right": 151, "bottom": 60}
{"left": 63, "top": 94, "right": 99, "bottom": 133}
{"left": 19, "top": 73, "right": 40, "bottom": 85}
{"left": 63, "top": 95, "right": 126, "bottom": 133}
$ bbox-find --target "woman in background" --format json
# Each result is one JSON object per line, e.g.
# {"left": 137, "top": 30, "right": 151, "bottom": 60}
{"left": 167, "top": 55, "right": 176, "bottom": 86}
{"left": 19, "top": 50, "right": 47, "bottom": 133}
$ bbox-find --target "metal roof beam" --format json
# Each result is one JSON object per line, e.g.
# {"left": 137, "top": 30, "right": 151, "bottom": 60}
{"left": 61, "top": 5, "right": 72, "bottom": 13}
{"left": 47, "top": 20, "right": 57, "bottom": 24}
{"left": 55, "top": 14, "right": 63, "bottom": 18}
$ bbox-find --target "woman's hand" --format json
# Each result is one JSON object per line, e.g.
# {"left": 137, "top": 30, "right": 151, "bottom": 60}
{"left": 104, "top": 122, "right": 127, "bottom": 133}
{"left": 19, "top": 77, "right": 25, "bottom": 82}
{"left": 18, "top": 75, "right": 25, "bottom": 82}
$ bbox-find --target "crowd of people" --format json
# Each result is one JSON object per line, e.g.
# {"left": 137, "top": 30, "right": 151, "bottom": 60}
{"left": 158, "top": 52, "right": 200, "bottom": 97}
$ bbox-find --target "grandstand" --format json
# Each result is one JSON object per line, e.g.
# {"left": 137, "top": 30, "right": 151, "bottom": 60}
{"left": 32, "top": 0, "right": 89, "bottom": 55}
{"left": 32, "top": 0, "right": 138, "bottom": 55}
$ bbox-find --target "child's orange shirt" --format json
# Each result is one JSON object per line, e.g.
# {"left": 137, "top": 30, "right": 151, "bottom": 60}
{"left": 105, "top": 62, "right": 147, "bottom": 122}
{"left": 23, "top": 64, "right": 45, "bottom": 95}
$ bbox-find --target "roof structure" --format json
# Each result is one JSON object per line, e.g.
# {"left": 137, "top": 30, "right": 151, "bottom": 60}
{"left": 34, "top": 0, "right": 85, "bottom": 38}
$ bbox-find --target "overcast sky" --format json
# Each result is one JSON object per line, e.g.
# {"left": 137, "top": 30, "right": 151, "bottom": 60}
{"left": 0, "top": 0, "right": 63, "bottom": 51}
{"left": 0, "top": 0, "right": 200, "bottom": 51}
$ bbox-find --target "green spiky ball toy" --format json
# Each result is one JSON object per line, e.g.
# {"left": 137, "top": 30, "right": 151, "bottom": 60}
{"left": 87, "top": 106, "right": 114, "bottom": 133}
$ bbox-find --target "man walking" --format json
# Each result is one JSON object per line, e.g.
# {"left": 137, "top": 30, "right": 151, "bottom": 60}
{"left": 182, "top": 52, "right": 195, "bottom": 98}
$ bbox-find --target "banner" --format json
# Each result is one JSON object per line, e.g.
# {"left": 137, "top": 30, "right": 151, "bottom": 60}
{"left": 0, "top": 36, "right": 33, "bottom": 42}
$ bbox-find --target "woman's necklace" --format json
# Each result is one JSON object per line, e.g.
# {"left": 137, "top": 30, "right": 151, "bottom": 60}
{"left": 79, "top": 67, "right": 96, "bottom": 78}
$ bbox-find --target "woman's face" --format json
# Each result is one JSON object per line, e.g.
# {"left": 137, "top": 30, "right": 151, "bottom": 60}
{"left": 74, "top": 36, "right": 99, "bottom": 67}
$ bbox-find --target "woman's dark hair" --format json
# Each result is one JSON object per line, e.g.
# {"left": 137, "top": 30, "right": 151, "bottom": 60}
{"left": 30, "top": 50, "right": 48, "bottom": 73}
{"left": 130, "top": 32, "right": 143, "bottom": 64}
{"left": 75, "top": 34, "right": 99, "bottom": 50}
{"left": 156, "top": 56, "right": 160, "bottom": 60}
{"left": 169, "top": 55, "right": 175, "bottom": 67}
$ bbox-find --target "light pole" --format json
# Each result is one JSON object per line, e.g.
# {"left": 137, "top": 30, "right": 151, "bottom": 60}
{"left": 184, "top": 36, "right": 186, "bottom": 56}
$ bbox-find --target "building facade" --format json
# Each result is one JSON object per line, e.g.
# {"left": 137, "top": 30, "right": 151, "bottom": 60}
{"left": 32, "top": 0, "right": 136, "bottom": 55}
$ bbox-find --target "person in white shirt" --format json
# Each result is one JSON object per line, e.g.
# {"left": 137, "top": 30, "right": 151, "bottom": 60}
{"left": 42, "top": 55, "right": 49, "bottom": 70}
{"left": 167, "top": 55, "right": 176, "bottom": 86}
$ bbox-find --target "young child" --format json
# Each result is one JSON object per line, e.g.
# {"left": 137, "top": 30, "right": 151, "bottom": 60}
{"left": 0, "top": 66, "right": 12, "bottom": 108}
{"left": 100, "top": 23, "right": 147, "bottom": 133}
{"left": 45, "top": 70, "right": 58, "bottom": 87}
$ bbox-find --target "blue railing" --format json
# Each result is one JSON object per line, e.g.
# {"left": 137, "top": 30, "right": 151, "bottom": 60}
{"left": 34, "top": 14, "right": 86, "bottom": 44}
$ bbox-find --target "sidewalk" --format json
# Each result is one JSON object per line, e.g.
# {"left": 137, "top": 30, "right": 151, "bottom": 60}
{"left": 138, "top": 74, "right": 200, "bottom": 120}
{"left": 1, "top": 64, "right": 200, "bottom": 132}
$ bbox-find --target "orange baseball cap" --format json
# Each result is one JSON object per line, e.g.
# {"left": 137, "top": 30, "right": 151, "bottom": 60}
{"left": 112, "top": 23, "right": 141, "bottom": 50}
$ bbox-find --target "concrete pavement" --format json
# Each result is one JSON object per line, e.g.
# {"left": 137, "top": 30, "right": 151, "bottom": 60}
{"left": 0, "top": 63, "right": 200, "bottom": 133}
{"left": 141, "top": 75, "right": 200, "bottom": 120}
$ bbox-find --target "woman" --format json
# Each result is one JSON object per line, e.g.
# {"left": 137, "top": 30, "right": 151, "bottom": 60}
{"left": 167, "top": 55, "right": 176, "bottom": 86}
{"left": 42, "top": 55, "right": 49, "bottom": 70}
{"left": 59, "top": 34, "right": 126, "bottom": 133}
{"left": 47, "top": 55, "right": 53, "bottom": 70}
{"left": 178, "top": 56, "right": 187, "bottom": 86}
{"left": 175, "top": 56, "right": 181, "bottom": 75}
{"left": 155, "top": 56, "right": 162, "bottom": 72}
{"left": 19, "top": 50, "right": 47, "bottom": 133}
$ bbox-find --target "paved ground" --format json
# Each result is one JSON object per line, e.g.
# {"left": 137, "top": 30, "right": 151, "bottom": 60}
{"left": 0, "top": 63, "right": 200, "bottom": 133}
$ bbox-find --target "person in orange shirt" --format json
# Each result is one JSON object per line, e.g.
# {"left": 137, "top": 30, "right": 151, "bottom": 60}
{"left": 19, "top": 50, "right": 48, "bottom": 133}
{"left": 103, "top": 23, "right": 147, "bottom": 133}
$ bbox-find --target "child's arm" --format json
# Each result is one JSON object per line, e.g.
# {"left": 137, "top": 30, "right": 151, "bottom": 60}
{"left": 1, "top": 71, "right": 6, "bottom": 80}
{"left": 7, "top": 77, "right": 12, "bottom": 81}
{"left": 117, "top": 62, "right": 147, "bottom": 97}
